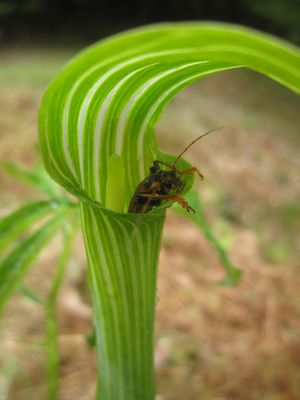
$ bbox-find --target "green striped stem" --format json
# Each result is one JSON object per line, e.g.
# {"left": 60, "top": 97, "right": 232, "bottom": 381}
{"left": 38, "top": 23, "right": 300, "bottom": 399}
{"left": 81, "top": 204, "right": 165, "bottom": 399}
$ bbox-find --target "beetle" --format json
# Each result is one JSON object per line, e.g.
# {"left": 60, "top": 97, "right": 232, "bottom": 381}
{"left": 128, "top": 127, "right": 222, "bottom": 214}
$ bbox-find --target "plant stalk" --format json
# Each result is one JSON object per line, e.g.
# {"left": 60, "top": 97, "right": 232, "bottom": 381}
{"left": 80, "top": 202, "right": 165, "bottom": 400}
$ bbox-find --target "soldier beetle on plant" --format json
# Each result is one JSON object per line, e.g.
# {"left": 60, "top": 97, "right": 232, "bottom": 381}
{"left": 129, "top": 127, "right": 223, "bottom": 214}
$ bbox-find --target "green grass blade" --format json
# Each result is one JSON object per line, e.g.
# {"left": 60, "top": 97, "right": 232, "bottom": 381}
{"left": 3, "top": 161, "right": 63, "bottom": 200}
{"left": 173, "top": 190, "right": 241, "bottom": 286}
{"left": 18, "top": 283, "right": 45, "bottom": 305}
{"left": 46, "top": 224, "right": 76, "bottom": 400}
{"left": 0, "top": 201, "right": 55, "bottom": 254}
{"left": 0, "top": 207, "right": 72, "bottom": 311}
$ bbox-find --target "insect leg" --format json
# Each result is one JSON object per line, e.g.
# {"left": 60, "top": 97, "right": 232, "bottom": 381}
{"left": 154, "top": 160, "right": 176, "bottom": 170}
{"left": 177, "top": 166, "right": 204, "bottom": 180}
{"left": 155, "top": 160, "right": 203, "bottom": 180}
{"left": 138, "top": 193, "right": 195, "bottom": 213}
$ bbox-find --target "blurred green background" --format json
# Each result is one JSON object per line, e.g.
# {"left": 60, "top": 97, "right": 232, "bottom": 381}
{"left": 1, "top": 1, "right": 300, "bottom": 399}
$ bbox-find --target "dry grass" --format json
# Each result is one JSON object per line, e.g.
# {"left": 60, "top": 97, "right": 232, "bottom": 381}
{"left": 0, "top": 49, "right": 300, "bottom": 400}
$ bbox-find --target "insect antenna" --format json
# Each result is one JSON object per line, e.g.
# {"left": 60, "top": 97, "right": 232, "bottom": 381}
{"left": 173, "top": 127, "right": 224, "bottom": 167}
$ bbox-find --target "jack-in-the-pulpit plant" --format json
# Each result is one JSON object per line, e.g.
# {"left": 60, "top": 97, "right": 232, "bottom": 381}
{"left": 6, "top": 22, "right": 300, "bottom": 400}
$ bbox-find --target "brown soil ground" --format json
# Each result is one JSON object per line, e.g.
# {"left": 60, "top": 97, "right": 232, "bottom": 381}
{"left": 0, "top": 48, "right": 300, "bottom": 400}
